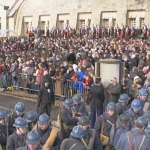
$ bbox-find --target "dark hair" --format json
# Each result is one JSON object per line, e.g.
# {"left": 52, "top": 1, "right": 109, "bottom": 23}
{"left": 95, "top": 77, "right": 101, "bottom": 84}
{"left": 135, "top": 124, "right": 144, "bottom": 129}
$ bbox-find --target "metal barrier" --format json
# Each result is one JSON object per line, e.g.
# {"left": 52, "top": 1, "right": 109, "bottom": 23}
{"left": 6, "top": 73, "right": 89, "bottom": 99}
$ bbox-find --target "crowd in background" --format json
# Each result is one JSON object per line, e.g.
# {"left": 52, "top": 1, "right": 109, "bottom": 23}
{"left": 0, "top": 29, "right": 150, "bottom": 100}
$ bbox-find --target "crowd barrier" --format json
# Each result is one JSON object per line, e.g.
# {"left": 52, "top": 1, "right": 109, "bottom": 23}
{"left": 5, "top": 73, "right": 89, "bottom": 100}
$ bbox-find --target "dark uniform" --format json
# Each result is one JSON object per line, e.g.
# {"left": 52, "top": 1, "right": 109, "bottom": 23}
{"left": 17, "top": 130, "right": 44, "bottom": 150}
{"left": 61, "top": 99, "right": 78, "bottom": 138}
{"left": 6, "top": 117, "right": 27, "bottom": 150}
{"left": 89, "top": 80, "right": 105, "bottom": 128}
{"left": 116, "top": 93, "right": 130, "bottom": 116}
{"left": 60, "top": 125, "right": 87, "bottom": 150}
{"left": 78, "top": 116, "right": 102, "bottom": 150}
{"left": 8, "top": 102, "right": 26, "bottom": 132}
{"left": 137, "top": 88, "right": 150, "bottom": 112}
{"left": 72, "top": 94, "right": 88, "bottom": 116}
{"left": 38, "top": 79, "right": 55, "bottom": 116}
{"left": 94, "top": 102, "right": 116, "bottom": 150}
{"left": 110, "top": 113, "right": 131, "bottom": 148}
{"left": 116, "top": 117, "right": 149, "bottom": 150}
{"left": 0, "top": 109, "right": 13, "bottom": 149}
{"left": 125, "top": 99, "right": 143, "bottom": 127}
{"left": 37, "top": 113, "right": 61, "bottom": 150}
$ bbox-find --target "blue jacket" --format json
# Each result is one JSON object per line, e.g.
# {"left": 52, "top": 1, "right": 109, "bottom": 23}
{"left": 110, "top": 123, "right": 130, "bottom": 147}
{"left": 116, "top": 128, "right": 149, "bottom": 150}
{"left": 116, "top": 102, "right": 129, "bottom": 116}
{"left": 94, "top": 112, "right": 115, "bottom": 137}
{"left": 137, "top": 98, "right": 150, "bottom": 110}
{"left": 73, "top": 102, "right": 88, "bottom": 116}
{"left": 125, "top": 108, "right": 143, "bottom": 127}
{"left": 61, "top": 106, "right": 78, "bottom": 126}
{"left": 73, "top": 81, "right": 84, "bottom": 93}
{"left": 77, "top": 71, "right": 86, "bottom": 81}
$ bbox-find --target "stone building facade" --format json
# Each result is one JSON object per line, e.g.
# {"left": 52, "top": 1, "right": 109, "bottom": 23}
{"left": 1, "top": 0, "right": 150, "bottom": 36}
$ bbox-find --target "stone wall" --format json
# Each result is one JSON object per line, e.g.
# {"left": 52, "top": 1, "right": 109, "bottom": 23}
{"left": 8, "top": 0, "right": 150, "bottom": 36}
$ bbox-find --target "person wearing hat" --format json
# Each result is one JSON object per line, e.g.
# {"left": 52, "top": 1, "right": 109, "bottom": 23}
{"left": 38, "top": 78, "right": 55, "bottom": 116}
{"left": 110, "top": 113, "right": 131, "bottom": 148}
{"left": 125, "top": 99, "right": 143, "bottom": 127}
{"left": 137, "top": 88, "right": 150, "bottom": 112}
{"left": 78, "top": 116, "right": 102, "bottom": 150}
{"left": 6, "top": 117, "right": 28, "bottom": 150}
{"left": 61, "top": 98, "right": 78, "bottom": 138}
{"left": 26, "top": 111, "right": 38, "bottom": 131}
{"left": 60, "top": 125, "right": 87, "bottom": 150}
{"left": 16, "top": 130, "right": 47, "bottom": 150}
{"left": 116, "top": 117, "right": 149, "bottom": 150}
{"left": 8, "top": 102, "right": 26, "bottom": 130}
{"left": 0, "top": 109, "right": 12, "bottom": 149}
{"left": 72, "top": 94, "right": 88, "bottom": 117}
{"left": 116, "top": 93, "right": 130, "bottom": 116}
{"left": 94, "top": 102, "right": 116, "bottom": 150}
{"left": 37, "top": 113, "right": 61, "bottom": 150}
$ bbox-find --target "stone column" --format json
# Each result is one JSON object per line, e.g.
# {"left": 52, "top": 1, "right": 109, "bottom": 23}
{"left": 100, "top": 59, "right": 121, "bottom": 87}
{"left": 100, "top": 59, "right": 121, "bottom": 107}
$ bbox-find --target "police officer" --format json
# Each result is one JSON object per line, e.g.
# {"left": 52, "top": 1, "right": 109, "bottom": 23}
{"left": 116, "top": 93, "right": 130, "bottom": 116}
{"left": 73, "top": 94, "right": 88, "bottom": 116}
{"left": 143, "top": 110, "right": 150, "bottom": 122}
{"left": 89, "top": 77, "right": 105, "bottom": 128}
{"left": 116, "top": 117, "right": 149, "bottom": 150}
{"left": 38, "top": 79, "right": 55, "bottom": 116}
{"left": 9, "top": 102, "right": 26, "bottom": 128}
{"left": 138, "top": 88, "right": 150, "bottom": 112}
{"left": 94, "top": 102, "right": 116, "bottom": 150}
{"left": 26, "top": 111, "right": 38, "bottom": 131}
{"left": 37, "top": 113, "right": 61, "bottom": 150}
{"left": 6, "top": 117, "right": 27, "bottom": 150}
{"left": 78, "top": 115, "right": 102, "bottom": 150}
{"left": 125, "top": 99, "right": 143, "bottom": 127}
{"left": 110, "top": 113, "right": 131, "bottom": 148}
{"left": 0, "top": 109, "right": 10, "bottom": 149}
{"left": 61, "top": 98, "right": 78, "bottom": 138}
{"left": 16, "top": 130, "right": 46, "bottom": 150}
{"left": 60, "top": 125, "right": 87, "bottom": 150}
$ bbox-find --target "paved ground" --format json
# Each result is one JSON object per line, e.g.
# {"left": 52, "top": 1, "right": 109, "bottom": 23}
{"left": 0, "top": 94, "right": 60, "bottom": 120}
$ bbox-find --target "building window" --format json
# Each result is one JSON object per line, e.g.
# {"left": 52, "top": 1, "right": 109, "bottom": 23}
{"left": 112, "top": 19, "right": 116, "bottom": 27}
{"left": 66, "top": 20, "right": 69, "bottom": 26}
{"left": 59, "top": 20, "right": 64, "bottom": 29}
{"left": 140, "top": 18, "right": 145, "bottom": 28}
{"left": 102, "top": 19, "right": 109, "bottom": 27}
{"left": 24, "top": 22, "right": 29, "bottom": 34}
{"left": 41, "top": 21, "right": 45, "bottom": 30}
{"left": 78, "top": 20, "right": 85, "bottom": 29}
{"left": 130, "top": 18, "right": 136, "bottom": 28}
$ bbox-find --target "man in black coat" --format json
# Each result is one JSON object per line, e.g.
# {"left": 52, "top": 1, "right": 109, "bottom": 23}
{"left": 38, "top": 79, "right": 55, "bottom": 116}
{"left": 67, "top": 49, "right": 76, "bottom": 64}
{"left": 89, "top": 78, "right": 105, "bottom": 128}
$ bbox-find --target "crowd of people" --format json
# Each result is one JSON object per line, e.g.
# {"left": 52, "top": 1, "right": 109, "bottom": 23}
{"left": 0, "top": 24, "right": 150, "bottom": 150}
